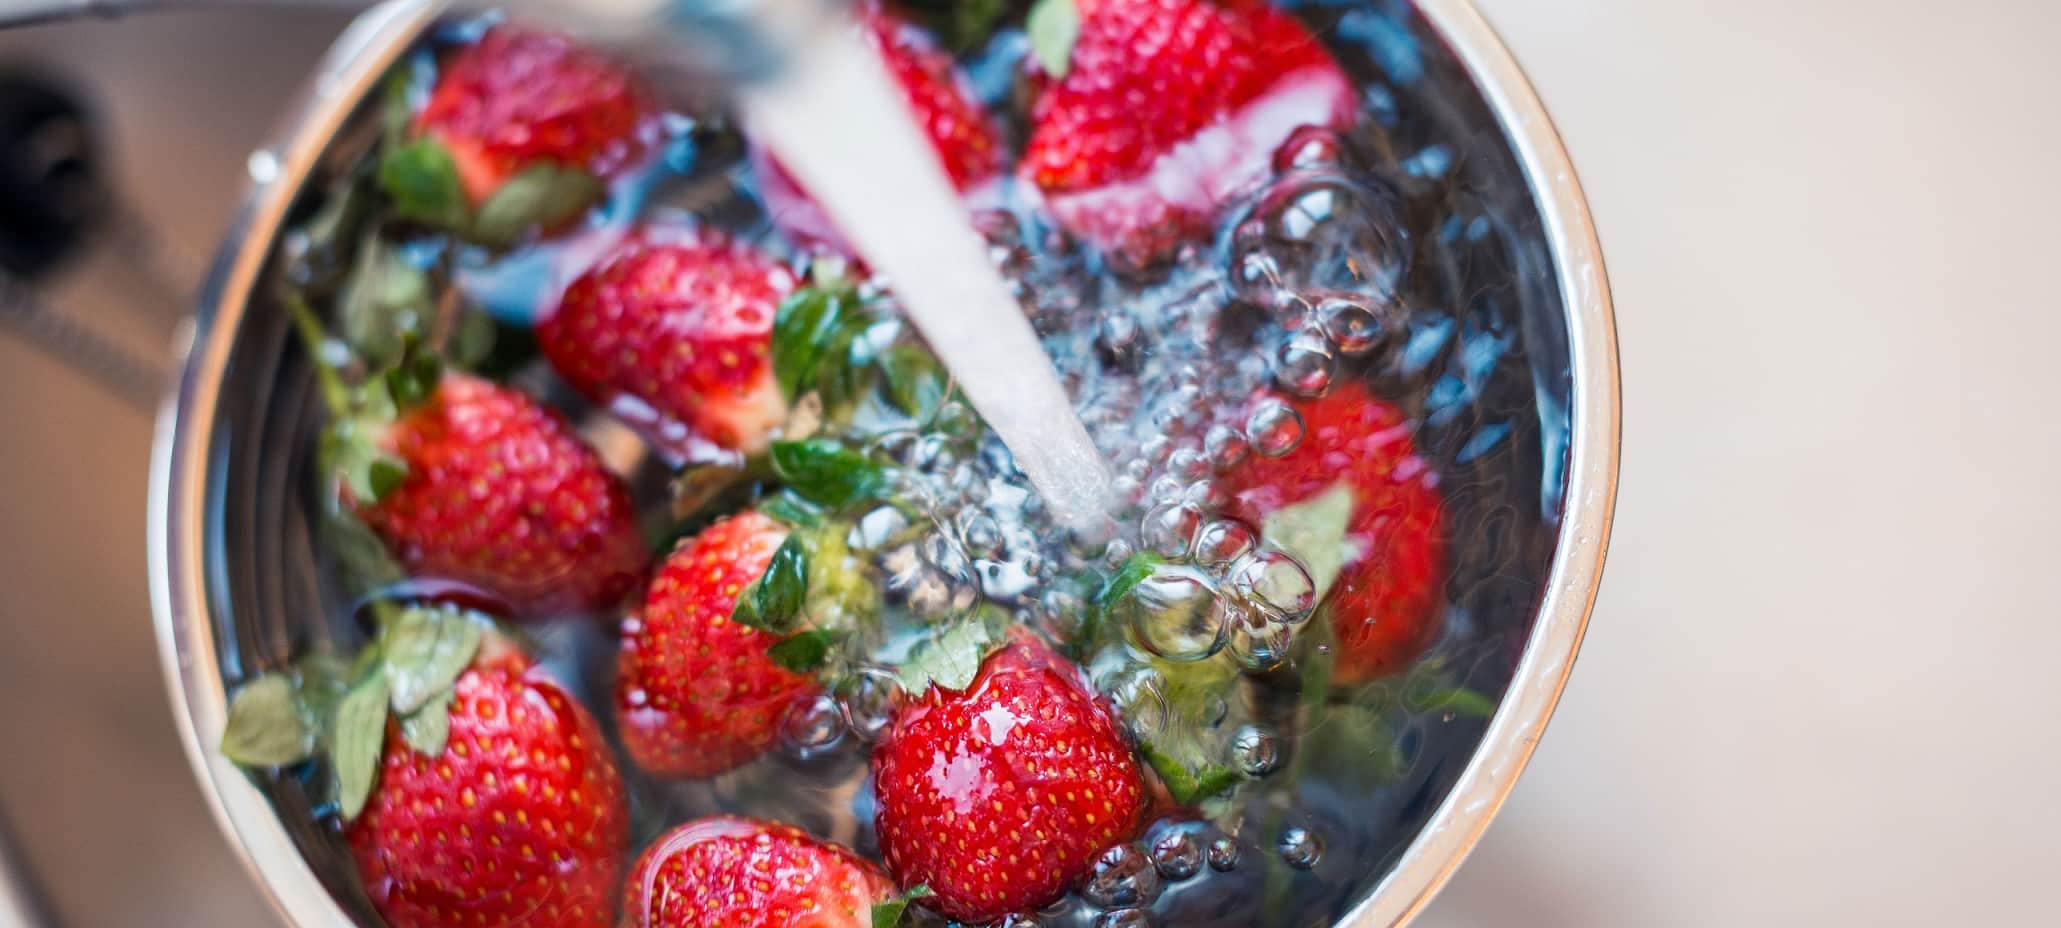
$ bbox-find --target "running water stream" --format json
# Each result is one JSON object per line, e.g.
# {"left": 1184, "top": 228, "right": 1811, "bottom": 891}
{"left": 734, "top": 6, "right": 1118, "bottom": 530}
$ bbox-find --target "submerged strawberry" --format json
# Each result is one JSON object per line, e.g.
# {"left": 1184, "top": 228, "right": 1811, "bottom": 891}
{"left": 615, "top": 511, "right": 819, "bottom": 778}
{"left": 1224, "top": 382, "right": 1446, "bottom": 684}
{"left": 1020, "top": 0, "right": 1355, "bottom": 264}
{"left": 221, "top": 608, "right": 629, "bottom": 928}
{"left": 417, "top": 25, "right": 649, "bottom": 207}
{"left": 755, "top": 0, "right": 1004, "bottom": 252}
{"left": 540, "top": 230, "right": 795, "bottom": 456}
{"left": 622, "top": 816, "right": 896, "bottom": 928}
{"left": 346, "top": 371, "right": 647, "bottom": 618}
{"left": 376, "top": 26, "right": 650, "bottom": 246}
{"left": 873, "top": 635, "right": 1145, "bottom": 923}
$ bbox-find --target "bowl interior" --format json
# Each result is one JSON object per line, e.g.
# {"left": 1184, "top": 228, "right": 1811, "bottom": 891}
{"left": 162, "top": 1, "right": 1605, "bottom": 925}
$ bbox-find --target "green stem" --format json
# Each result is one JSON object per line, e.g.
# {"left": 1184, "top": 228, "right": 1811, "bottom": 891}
{"left": 285, "top": 292, "right": 351, "bottom": 418}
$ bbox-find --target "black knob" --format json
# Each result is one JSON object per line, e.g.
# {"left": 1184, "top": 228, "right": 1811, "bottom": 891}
{"left": 0, "top": 70, "right": 107, "bottom": 280}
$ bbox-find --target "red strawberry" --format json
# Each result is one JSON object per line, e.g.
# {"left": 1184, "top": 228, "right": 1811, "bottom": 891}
{"left": 417, "top": 25, "right": 650, "bottom": 207}
{"left": 616, "top": 511, "right": 819, "bottom": 777}
{"left": 347, "top": 643, "right": 630, "bottom": 928}
{"left": 354, "top": 372, "right": 646, "bottom": 618}
{"left": 621, "top": 816, "right": 895, "bottom": 927}
{"left": 540, "top": 229, "right": 795, "bottom": 457}
{"left": 1020, "top": 0, "right": 1355, "bottom": 264}
{"left": 873, "top": 635, "right": 1145, "bottom": 923}
{"left": 754, "top": 0, "right": 1004, "bottom": 252}
{"left": 1223, "top": 382, "right": 1446, "bottom": 684}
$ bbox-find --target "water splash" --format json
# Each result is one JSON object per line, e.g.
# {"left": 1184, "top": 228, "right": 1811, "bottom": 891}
{"left": 736, "top": 15, "right": 1116, "bottom": 529}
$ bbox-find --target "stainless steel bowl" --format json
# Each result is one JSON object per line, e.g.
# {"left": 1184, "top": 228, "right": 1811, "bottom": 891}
{"left": 149, "top": 1, "right": 1618, "bottom": 924}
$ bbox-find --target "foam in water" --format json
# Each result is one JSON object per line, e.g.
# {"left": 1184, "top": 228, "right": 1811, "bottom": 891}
{"left": 735, "top": 15, "right": 1117, "bottom": 530}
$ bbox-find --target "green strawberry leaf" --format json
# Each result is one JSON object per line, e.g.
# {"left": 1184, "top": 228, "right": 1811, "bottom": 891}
{"left": 327, "top": 425, "right": 408, "bottom": 506}
{"left": 380, "top": 69, "right": 414, "bottom": 147}
{"left": 1407, "top": 684, "right": 1498, "bottom": 718}
{"left": 377, "top": 137, "right": 468, "bottom": 230}
{"left": 770, "top": 439, "right": 885, "bottom": 510}
{"left": 399, "top": 688, "right": 454, "bottom": 756}
{"left": 1260, "top": 483, "right": 1360, "bottom": 603}
{"left": 755, "top": 535, "right": 811, "bottom": 632}
{"left": 1139, "top": 740, "right": 1240, "bottom": 807}
{"left": 336, "top": 235, "right": 431, "bottom": 370}
{"left": 1075, "top": 552, "right": 1165, "bottom": 655}
{"left": 871, "top": 885, "right": 933, "bottom": 928}
{"left": 333, "top": 669, "right": 392, "bottom": 821}
{"left": 470, "top": 162, "right": 605, "bottom": 248}
{"left": 220, "top": 673, "right": 317, "bottom": 767}
{"left": 1027, "top": 0, "right": 1081, "bottom": 78}
{"left": 380, "top": 605, "right": 483, "bottom": 715}
{"left": 758, "top": 490, "right": 824, "bottom": 529}
{"left": 897, "top": 612, "right": 1009, "bottom": 696}
{"left": 767, "top": 629, "right": 840, "bottom": 673}
{"left": 880, "top": 343, "right": 949, "bottom": 420}
{"left": 382, "top": 345, "right": 442, "bottom": 412}
{"left": 771, "top": 280, "right": 879, "bottom": 409}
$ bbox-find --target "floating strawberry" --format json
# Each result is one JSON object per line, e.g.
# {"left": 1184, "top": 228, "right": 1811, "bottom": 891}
{"left": 1020, "top": 0, "right": 1355, "bottom": 264}
{"left": 621, "top": 816, "right": 904, "bottom": 928}
{"left": 615, "top": 511, "right": 819, "bottom": 777}
{"left": 380, "top": 25, "right": 650, "bottom": 245}
{"left": 539, "top": 229, "right": 796, "bottom": 457}
{"left": 873, "top": 634, "right": 1145, "bottom": 923}
{"left": 220, "top": 607, "right": 629, "bottom": 928}
{"left": 1223, "top": 382, "right": 1446, "bottom": 684}
{"left": 754, "top": 0, "right": 1004, "bottom": 253}
{"left": 329, "top": 361, "right": 646, "bottom": 618}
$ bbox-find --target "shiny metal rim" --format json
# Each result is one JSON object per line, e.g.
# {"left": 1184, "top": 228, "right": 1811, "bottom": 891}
{"left": 147, "top": 2, "right": 1619, "bottom": 926}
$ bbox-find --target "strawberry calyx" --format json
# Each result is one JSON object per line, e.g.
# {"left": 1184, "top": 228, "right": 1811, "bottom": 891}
{"left": 869, "top": 884, "right": 934, "bottom": 928}
{"left": 376, "top": 132, "right": 606, "bottom": 248}
{"left": 218, "top": 603, "right": 509, "bottom": 819}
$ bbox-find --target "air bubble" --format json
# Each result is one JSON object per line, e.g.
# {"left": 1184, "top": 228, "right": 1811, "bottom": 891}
{"left": 1097, "top": 312, "right": 1142, "bottom": 363}
{"left": 1272, "top": 125, "right": 1352, "bottom": 173}
{"left": 839, "top": 668, "right": 901, "bottom": 741}
{"left": 1316, "top": 294, "right": 1397, "bottom": 356}
{"left": 1094, "top": 910, "right": 1153, "bottom": 928}
{"left": 1150, "top": 829, "right": 1203, "bottom": 881}
{"left": 779, "top": 692, "right": 845, "bottom": 758}
{"left": 1109, "top": 669, "right": 1169, "bottom": 739}
{"left": 1167, "top": 447, "right": 1210, "bottom": 481}
{"left": 906, "top": 434, "right": 958, "bottom": 475}
{"left": 1207, "top": 836, "right": 1241, "bottom": 871}
{"left": 1231, "top": 725, "right": 1281, "bottom": 776}
{"left": 1225, "top": 605, "right": 1295, "bottom": 672}
{"left": 1080, "top": 844, "right": 1160, "bottom": 909}
{"left": 1181, "top": 480, "right": 1230, "bottom": 511}
{"left": 1194, "top": 520, "right": 1258, "bottom": 570}
{"left": 1141, "top": 502, "right": 1203, "bottom": 559}
{"left": 1116, "top": 566, "right": 1228, "bottom": 663}
{"left": 1278, "top": 827, "right": 1325, "bottom": 870}
{"left": 850, "top": 505, "right": 920, "bottom": 552}
{"left": 1103, "top": 538, "right": 1136, "bottom": 569}
{"left": 1204, "top": 425, "right": 1251, "bottom": 470}
{"left": 933, "top": 400, "right": 980, "bottom": 440}
{"left": 1247, "top": 401, "right": 1306, "bottom": 457}
{"left": 960, "top": 511, "right": 1004, "bottom": 559}
{"left": 1146, "top": 475, "right": 1186, "bottom": 505}
{"left": 1274, "top": 325, "right": 1336, "bottom": 397}
{"left": 1229, "top": 550, "right": 1317, "bottom": 623}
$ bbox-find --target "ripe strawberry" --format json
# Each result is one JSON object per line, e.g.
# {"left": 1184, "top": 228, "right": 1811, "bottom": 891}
{"left": 873, "top": 635, "right": 1145, "bottom": 923}
{"left": 616, "top": 511, "right": 819, "bottom": 778}
{"left": 1020, "top": 0, "right": 1355, "bottom": 264}
{"left": 347, "top": 641, "right": 630, "bottom": 928}
{"left": 1223, "top": 382, "right": 1446, "bottom": 684}
{"left": 754, "top": 0, "right": 1004, "bottom": 252}
{"left": 621, "top": 816, "right": 895, "bottom": 927}
{"left": 416, "top": 25, "right": 650, "bottom": 207}
{"left": 540, "top": 229, "right": 795, "bottom": 456}
{"left": 350, "top": 372, "right": 646, "bottom": 618}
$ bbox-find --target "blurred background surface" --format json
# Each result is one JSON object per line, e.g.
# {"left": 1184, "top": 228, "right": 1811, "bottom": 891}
{"left": 1, "top": 1, "right": 2057, "bottom": 925}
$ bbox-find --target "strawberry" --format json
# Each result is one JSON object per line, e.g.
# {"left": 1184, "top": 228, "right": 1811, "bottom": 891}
{"left": 615, "top": 511, "right": 819, "bottom": 777}
{"left": 220, "top": 607, "right": 629, "bottom": 928}
{"left": 540, "top": 229, "right": 795, "bottom": 457}
{"left": 621, "top": 816, "right": 896, "bottom": 927}
{"left": 416, "top": 25, "right": 650, "bottom": 208}
{"left": 348, "top": 371, "right": 647, "bottom": 618}
{"left": 1222, "top": 382, "right": 1446, "bottom": 684}
{"left": 872, "top": 635, "right": 1145, "bottom": 923}
{"left": 1020, "top": 0, "right": 1355, "bottom": 264}
{"left": 349, "top": 645, "right": 629, "bottom": 928}
{"left": 754, "top": 0, "right": 1004, "bottom": 252}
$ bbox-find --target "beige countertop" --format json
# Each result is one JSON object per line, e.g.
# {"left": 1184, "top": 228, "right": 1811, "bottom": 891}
{"left": 1, "top": 1, "right": 2056, "bottom": 925}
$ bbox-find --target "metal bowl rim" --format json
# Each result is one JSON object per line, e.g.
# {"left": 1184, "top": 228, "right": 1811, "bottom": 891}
{"left": 147, "top": 2, "right": 1619, "bottom": 925}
